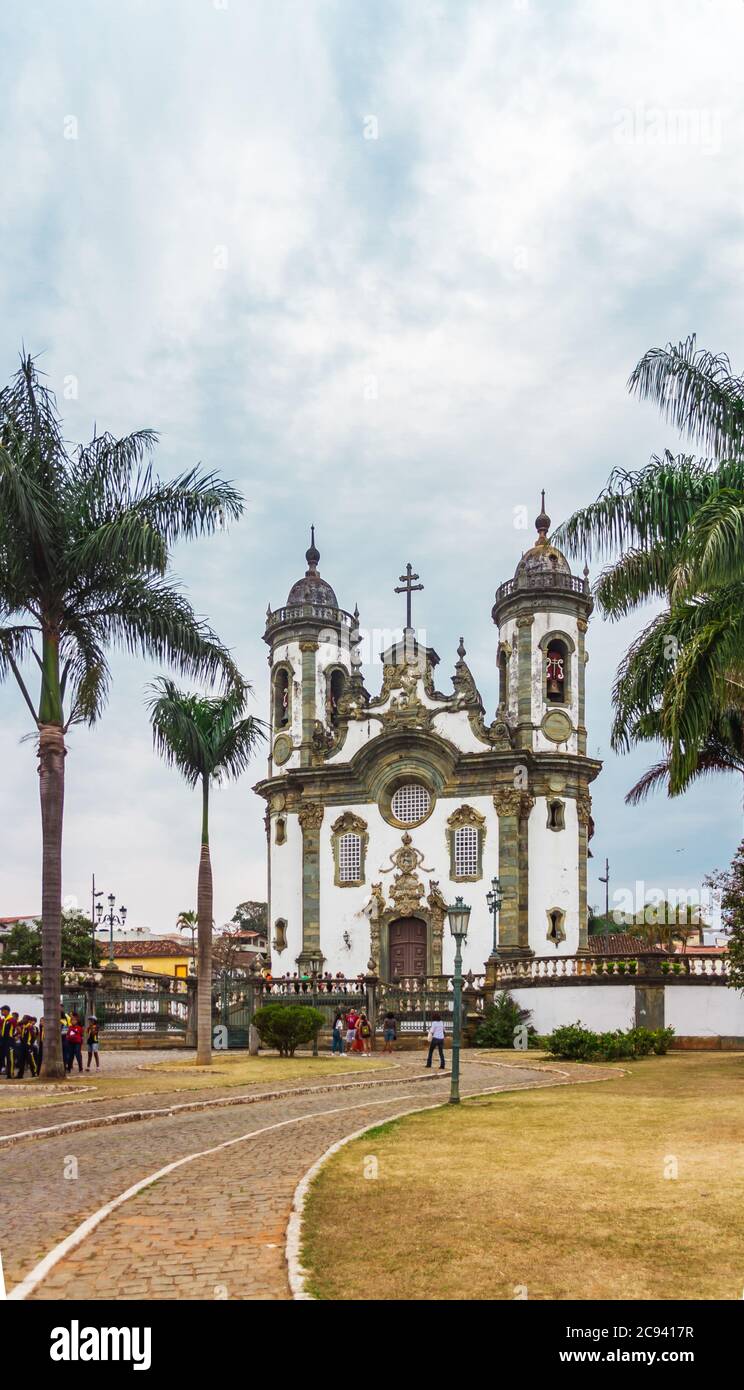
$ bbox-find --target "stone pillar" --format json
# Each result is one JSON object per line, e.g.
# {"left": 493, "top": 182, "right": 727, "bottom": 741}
{"left": 576, "top": 792, "right": 592, "bottom": 953}
{"left": 298, "top": 801, "right": 324, "bottom": 970}
{"left": 635, "top": 983, "right": 665, "bottom": 1030}
{"left": 365, "top": 971, "right": 379, "bottom": 1032}
{"left": 516, "top": 615, "right": 534, "bottom": 751}
{"left": 493, "top": 788, "right": 520, "bottom": 954}
{"left": 299, "top": 640, "right": 318, "bottom": 768}
{"left": 576, "top": 617, "right": 588, "bottom": 755}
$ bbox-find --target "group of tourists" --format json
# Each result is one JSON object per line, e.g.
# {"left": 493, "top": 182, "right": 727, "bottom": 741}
{"left": 0, "top": 1004, "right": 101, "bottom": 1079}
{"left": 331, "top": 1006, "right": 379, "bottom": 1055}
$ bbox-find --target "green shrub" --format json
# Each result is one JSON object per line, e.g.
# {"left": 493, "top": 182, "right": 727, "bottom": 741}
{"left": 544, "top": 1021, "right": 675, "bottom": 1061}
{"left": 252, "top": 1004, "right": 325, "bottom": 1057}
{"left": 475, "top": 991, "right": 539, "bottom": 1048}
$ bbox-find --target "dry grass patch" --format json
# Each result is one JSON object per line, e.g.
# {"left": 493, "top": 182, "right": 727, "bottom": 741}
{"left": 301, "top": 1053, "right": 744, "bottom": 1301}
{"left": 0, "top": 1052, "right": 385, "bottom": 1112}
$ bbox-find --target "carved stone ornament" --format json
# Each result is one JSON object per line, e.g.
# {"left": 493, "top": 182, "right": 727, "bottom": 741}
{"left": 331, "top": 811, "right": 368, "bottom": 837}
{"left": 447, "top": 804, "right": 486, "bottom": 832}
{"left": 298, "top": 802, "right": 324, "bottom": 833}
{"left": 311, "top": 720, "right": 335, "bottom": 762}
{"left": 493, "top": 787, "right": 524, "bottom": 817}
{"left": 576, "top": 792, "right": 593, "bottom": 826}
{"left": 380, "top": 832, "right": 435, "bottom": 918}
{"left": 469, "top": 705, "right": 514, "bottom": 749}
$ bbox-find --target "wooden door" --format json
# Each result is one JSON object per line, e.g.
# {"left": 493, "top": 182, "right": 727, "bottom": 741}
{"left": 389, "top": 918, "right": 427, "bottom": 979}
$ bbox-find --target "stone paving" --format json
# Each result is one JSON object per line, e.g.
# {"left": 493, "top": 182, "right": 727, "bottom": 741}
{"left": 0, "top": 1053, "right": 610, "bottom": 1301}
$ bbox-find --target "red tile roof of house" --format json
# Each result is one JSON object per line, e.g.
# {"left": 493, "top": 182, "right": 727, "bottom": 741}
{"left": 587, "top": 934, "right": 665, "bottom": 954}
{"left": 111, "top": 938, "right": 194, "bottom": 959}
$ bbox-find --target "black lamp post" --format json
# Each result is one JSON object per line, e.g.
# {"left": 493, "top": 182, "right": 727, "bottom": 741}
{"left": 97, "top": 893, "right": 127, "bottom": 966}
{"left": 447, "top": 895, "right": 471, "bottom": 1105}
{"left": 486, "top": 876, "right": 503, "bottom": 957}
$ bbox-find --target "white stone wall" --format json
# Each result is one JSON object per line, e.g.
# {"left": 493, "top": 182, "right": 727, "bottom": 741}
{"left": 268, "top": 810, "right": 304, "bottom": 967}
{"left": 527, "top": 797, "right": 580, "bottom": 955}
{"left": 511, "top": 985, "right": 636, "bottom": 1033}
{"left": 665, "top": 986, "right": 744, "bottom": 1037}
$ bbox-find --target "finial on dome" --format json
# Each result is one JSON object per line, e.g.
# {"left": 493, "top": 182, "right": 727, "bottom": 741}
{"left": 583, "top": 561, "right": 590, "bottom": 578}
{"left": 457, "top": 636, "right": 466, "bottom": 661}
{"left": 535, "top": 489, "right": 550, "bottom": 543}
{"left": 305, "top": 524, "right": 320, "bottom": 573}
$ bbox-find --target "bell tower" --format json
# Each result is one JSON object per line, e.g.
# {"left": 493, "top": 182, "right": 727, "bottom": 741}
{"left": 263, "top": 528, "right": 355, "bottom": 774}
{"left": 492, "top": 494, "right": 599, "bottom": 957}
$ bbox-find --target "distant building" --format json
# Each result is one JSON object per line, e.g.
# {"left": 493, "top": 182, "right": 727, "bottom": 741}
{"left": 110, "top": 938, "right": 195, "bottom": 980}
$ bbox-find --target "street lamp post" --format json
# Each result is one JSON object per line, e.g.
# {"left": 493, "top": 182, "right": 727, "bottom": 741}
{"left": 90, "top": 874, "right": 104, "bottom": 967}
{"left": 446, "top": 895, "right": 471, "bottom": 1105}
{"left": 97, "top": 893, "right": 127, "bottom": 966}
{"left": 486, "top": 876, "right": 503, "bottom": 957}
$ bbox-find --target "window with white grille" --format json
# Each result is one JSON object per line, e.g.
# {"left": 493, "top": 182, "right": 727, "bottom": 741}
{"left": 391, "top": 784, "right": 431, "bottom": 824}
{"left": 454, "top": 825, "right": 479, "bottom": 878}
{"left": 338, "top": 832, "right": 362, "bottom": 883}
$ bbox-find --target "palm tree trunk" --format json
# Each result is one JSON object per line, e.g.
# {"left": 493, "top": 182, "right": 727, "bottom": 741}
{"left": 196, "top": 775, "right": 213, "bottom": 1065}
{"left": 38, "top": 720, "right": 66, "bottom": 1077}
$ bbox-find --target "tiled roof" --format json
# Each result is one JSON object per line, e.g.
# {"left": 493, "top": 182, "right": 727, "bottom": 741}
{"left": 587, "top": 934, "right": 665, "bottom": 955}
{"left": 111, "top": 938, "right": 194, "bottom": 959}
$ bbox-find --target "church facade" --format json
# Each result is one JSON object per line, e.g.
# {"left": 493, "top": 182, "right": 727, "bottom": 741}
{"left": 254, "top": 499, "right": 601, "bottom": 982}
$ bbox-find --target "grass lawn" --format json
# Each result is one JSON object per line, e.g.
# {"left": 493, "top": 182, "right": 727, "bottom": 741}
{"left": 0, "top": 1051, "right": 386, "bottom": 1112}
{"left": 301, "top": 1053, "right": 744, "bottom": 1301}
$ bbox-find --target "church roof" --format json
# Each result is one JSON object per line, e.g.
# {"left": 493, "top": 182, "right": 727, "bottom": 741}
{"left": 285, "top": 527, "right": 339, "bottom": 608}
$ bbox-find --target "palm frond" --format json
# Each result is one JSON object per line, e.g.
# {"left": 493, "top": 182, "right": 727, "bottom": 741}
{"left": 628, "top": 336, "right": 744, "bottom": 462}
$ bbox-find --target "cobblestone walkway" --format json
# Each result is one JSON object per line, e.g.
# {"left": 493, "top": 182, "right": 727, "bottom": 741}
{"left": 1, "top": 1056, "right": 609, "bottom": 1300}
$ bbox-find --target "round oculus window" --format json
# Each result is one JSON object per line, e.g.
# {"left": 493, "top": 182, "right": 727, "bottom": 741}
{"left": 390, "top": 783, "right": 431, "bottom": 825}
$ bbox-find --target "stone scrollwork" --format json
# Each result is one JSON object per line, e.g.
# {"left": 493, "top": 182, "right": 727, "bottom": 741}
{"left": 576, "top": 792, "right": 593, "bottom": 826}
{"left": 493, "top": 787, "right": 534, "bottom": 819}
{"left": 298, "top": 801, "right": 324, "bottom": 833}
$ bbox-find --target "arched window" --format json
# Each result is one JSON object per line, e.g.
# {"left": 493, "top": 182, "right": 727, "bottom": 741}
{"left": 331, "top": 812, "right": 368, "bottom": 887}
{"left": 547, "top": 799, "right": 565, "bottom": 832}
{"left": 545, "top": 640, "right": 567, "bottom": 704}
{"left": 454, "top": 825, "right": 479, "bottom": 878}
{"left": 498, "top": 647, "right": 509, "bottom": 706}
{"left": 328, "top": 668, "right": 346, "bottom": 725}
{"left": 273, "top": 668, "right": 290, "bottom": 728}
{"left": 273, "top": 919, "right": 287, "bottom": 953}
{"left": 275, "top": 816, "right": 287, "bottom": 845}
{"left": 447, "top": 804, "right": 486, "bottom": 881}
{"left": 338, "top": 833, "right": 362, "bottom": 883}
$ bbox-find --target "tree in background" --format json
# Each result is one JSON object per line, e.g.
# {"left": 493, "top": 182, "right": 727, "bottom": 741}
{"left": 2, "top": 910, "right": 101, "bottom": 969}
{"left": 555, "top": 337, "right": 744, "bottom": 803}
{"left": 0, "top": 353, "right": 243, "bottom": 1075}
{"left": 231, "top": 901, "right": 268, "bottom": 935}
{"left": 148, "top": 680, "right": 264, "bottom": 1064}
{"left": 705, "top": 839, "right": 744, "bottom": 991}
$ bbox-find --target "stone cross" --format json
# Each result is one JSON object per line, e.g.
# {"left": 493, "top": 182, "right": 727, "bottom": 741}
{"left": 394, "top": 563, "right": 423, "bottom": 630}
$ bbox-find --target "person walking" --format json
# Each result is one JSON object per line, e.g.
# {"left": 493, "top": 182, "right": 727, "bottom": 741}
{"left": 86, "top": 1015, "right": 101, "bottom": 1070}
{"left": 425, "top": 1013, "right": 446, "bottom": 1070}
{"left": 0, "top": 1006, "right": 12, "bottom": 1077}
{"left": 60, "top": 1010, "right": 71, "bottom": 1071}
{"left": 331, "top": 1011, "right": 345, "bottom": 1055}
{"left": 382, "top": 1011, "right": 397, "bottom": 1053}
{"left": 66, "top": 1012, "right": 84, "bottom": 1073}
{"left": 358, "top": 1011, "right": 373, "bottom": 1056}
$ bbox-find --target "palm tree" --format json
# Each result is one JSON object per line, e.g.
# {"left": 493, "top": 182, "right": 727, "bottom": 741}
{"left": 148, "top": 679, "right": 263, "bottom": 1064}
{"left": 554, "top": 337, "right": 744, "bottom": 800}
{"left": 0, "top": 353, "right": 243, "bottom": 1076}
{"left": 176, "top": 909, "right": 198, "bottom": 963}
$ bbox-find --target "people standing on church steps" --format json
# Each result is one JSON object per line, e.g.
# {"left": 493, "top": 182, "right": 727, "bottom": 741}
{"left": 382, "top": 1011, "right": 397, "bottom": 1053}
{"left": 425, "top": 1014, "right": 446, "bottom": 1070}
{"left": 357, "top": 1011, "right": 373, "bottom": 1055}
{"left": 332, "top": 1011, "right": 345, "bottom": 1054}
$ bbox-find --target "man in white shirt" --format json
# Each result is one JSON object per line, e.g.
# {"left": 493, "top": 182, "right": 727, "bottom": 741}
{"left": 425, "top": 1014, "right": 445, "bottom": 1070}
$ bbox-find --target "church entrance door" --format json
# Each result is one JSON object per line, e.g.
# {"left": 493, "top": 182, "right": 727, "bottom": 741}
{"left": 389, "top": 917, "right": 427, "bottom": 979}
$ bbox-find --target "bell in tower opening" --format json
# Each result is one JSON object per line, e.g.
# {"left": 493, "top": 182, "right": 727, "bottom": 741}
{"left": 546, "top": 641, "right": 566, "bottom": 703}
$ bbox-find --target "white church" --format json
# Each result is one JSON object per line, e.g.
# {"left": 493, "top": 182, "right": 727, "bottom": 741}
{"left": 255, "top": 497, "right": 601, "bottom": 982}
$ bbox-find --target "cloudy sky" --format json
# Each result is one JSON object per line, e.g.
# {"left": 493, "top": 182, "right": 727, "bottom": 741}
{"left": 1, "top": 0, "right": 743, "bottom": 935}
